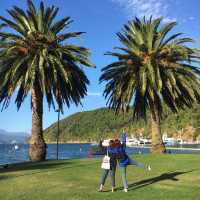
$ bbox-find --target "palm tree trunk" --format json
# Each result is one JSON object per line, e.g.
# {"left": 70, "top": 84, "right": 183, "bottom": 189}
{"left": 151, "top": 104, "right": 166, "bottom": 154}
{"left": 29, "top": 84, "right": 46, "bottom": 161}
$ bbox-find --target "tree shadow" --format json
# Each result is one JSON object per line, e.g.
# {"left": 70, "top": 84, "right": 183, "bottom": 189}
{"left": 0, "top": 160, "right": 99, "bottom": 180}
{"left": 116, "top": 170, "right": 197, "bottom": 191}
{"left": 0, "top": 175, "right": 9, "bottom": 180}
{"left": 0, "top": 160, "right": 71, "bottom": 173}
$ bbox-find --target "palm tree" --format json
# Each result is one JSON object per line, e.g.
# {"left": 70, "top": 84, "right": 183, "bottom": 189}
{"left": 100, "top": 17, "right": 200, "bottom": 153}
{"left": 0, "top": 0, "right": 93, "bottom": 161}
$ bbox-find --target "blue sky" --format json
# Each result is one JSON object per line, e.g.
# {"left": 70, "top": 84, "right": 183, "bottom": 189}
{"left": 0, "top": 0, "right": 200, "bottom": 133}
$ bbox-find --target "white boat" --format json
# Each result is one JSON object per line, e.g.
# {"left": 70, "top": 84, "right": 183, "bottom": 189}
{"left": 162, "top": 133, "right": 178, "bottom": 146}
{"left": 163, "top": 138, "right": 178, "bottom": 146}
{"left": 177, "top": 139, "right": 185, "bottom": 145}
{"left": 101, "top": 137, "right": 151, "bottom": 147}
{"left": 139, "top": 138, "right": 152, "bottom": 145}
{"left": 126, "top": 138, "right": 140, "bottom": 147}
{"left": 91, "top": 142, "right": 98, "bottom": 146}
{"left": 14, "top": 144, "right": 19, "bottom": 150}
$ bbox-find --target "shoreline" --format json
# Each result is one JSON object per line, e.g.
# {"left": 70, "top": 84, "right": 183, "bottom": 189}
{"left": 128, "top": 145, "right": 200, "bottom": 151}
{"left": 0, "top": 142, "right": 94, "bottom": 145}
{"left": 45, "top": 141, "right": 96, "bottom": 144}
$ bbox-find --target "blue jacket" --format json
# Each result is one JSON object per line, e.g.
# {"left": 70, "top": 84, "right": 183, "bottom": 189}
{"left": 107, "top": 146, "right": 118, "bottom": 169}
{"left": 118, "top": 133, "right": 130, "bottom": 167}
{"left": 107, "top": 146, "right": 118, "bottom": 155}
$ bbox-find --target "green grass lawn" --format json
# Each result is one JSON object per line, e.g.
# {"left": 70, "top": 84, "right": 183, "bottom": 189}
{"left": 0, "top": 154, "right": 200, "bottom": 200}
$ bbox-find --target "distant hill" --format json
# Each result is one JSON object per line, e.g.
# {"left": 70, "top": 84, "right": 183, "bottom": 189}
{"left": 0, "top": 129, "right": 29, "bottom": 144}
{"left": 44, "top": 105, "right": 200, "bottom": 143}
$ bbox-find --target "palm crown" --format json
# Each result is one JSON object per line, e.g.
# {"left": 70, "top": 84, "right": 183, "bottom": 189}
{"left": 100, "top": 17, "right": 200, "bottom": 119}
{"left": 0, "top": 0, "right": 93, "bottom": 112}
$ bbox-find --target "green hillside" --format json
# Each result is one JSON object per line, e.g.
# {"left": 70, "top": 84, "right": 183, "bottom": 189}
{"left": 44, "top": 105, "right": 200, "bottom": 143}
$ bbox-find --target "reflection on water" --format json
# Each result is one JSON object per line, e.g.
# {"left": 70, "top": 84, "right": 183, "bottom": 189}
{"left": 0, "top": 143, "right": 199, "bottom": 165}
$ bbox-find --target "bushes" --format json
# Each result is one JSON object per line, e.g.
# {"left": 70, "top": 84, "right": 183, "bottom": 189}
{"left": 44, "top": 105, "right": 200, "bottom": 142}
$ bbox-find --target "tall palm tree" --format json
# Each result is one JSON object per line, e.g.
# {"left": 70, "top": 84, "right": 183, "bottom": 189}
{"left": 100, "top": 17, "right": 200, "bottom": 153}
{"left": 0, "top": 0, "right": 93, "bottom": 161}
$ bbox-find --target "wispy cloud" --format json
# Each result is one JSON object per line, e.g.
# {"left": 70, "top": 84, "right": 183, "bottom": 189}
{"left": 111, "top": 0, "right": 176, "bottom": 22}
{"left": 87, "top": 92, "right": 101, "bottom": 96}
{"left": 181, "top": 16, "right": 196, "bottom": 24}
{"left": 163, "top": 17, "right": 177, "bottom": 23}
{"left": 188, "top": 16, "right": 195, "bottom": 21}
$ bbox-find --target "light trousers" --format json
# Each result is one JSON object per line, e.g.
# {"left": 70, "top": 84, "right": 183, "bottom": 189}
{"left": 120, "top": 158, "right": 147, "bottom": 189}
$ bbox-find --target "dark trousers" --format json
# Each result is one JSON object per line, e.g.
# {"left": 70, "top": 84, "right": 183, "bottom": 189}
{"left": 100, "top": 160, "right": 117, "bottom": 187}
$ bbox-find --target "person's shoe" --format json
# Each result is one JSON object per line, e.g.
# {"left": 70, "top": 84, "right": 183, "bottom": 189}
{"left": 124, "top": 188, "right": 128, "bottom": 192}
{"left": 111, "top": 187, "right": 115, "bottom": 192}
{"left": 147, "top": 165, "right": 151, "bottom": 171}
{"left": 98, "top": 184, "right": 103, "bottom": 192}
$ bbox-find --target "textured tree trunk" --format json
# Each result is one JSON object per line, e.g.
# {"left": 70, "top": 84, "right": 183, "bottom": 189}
{"left": 151, "top": 104, "right": 166, "bottom": 154}
{"left": 29, "top": 84, "right": 46, "bottom": 161}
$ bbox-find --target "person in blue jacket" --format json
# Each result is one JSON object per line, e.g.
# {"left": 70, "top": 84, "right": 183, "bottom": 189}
{"left": 115, "top": 131, "right": 151, "bottom": 192}
{"left": 99, "top": 140, "right": 118, "bottom": 192}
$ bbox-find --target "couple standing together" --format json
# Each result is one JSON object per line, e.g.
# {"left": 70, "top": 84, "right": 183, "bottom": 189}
{"left": 99, "top": 132, "right": 151, "bottom": 192}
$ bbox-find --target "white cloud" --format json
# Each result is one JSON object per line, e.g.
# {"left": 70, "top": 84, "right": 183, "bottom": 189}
{"left": 162, "top": 17, "right": 177, "bottom": 23}
{"left": 87, "top": 92, "right": 101, "bottom": 96}
{"left": 111, "top": 0, "right": 176, "bottom": 22}
{"left": 181, "top": 16, "right": 195, "bottom": 24}
{"left": 188, "top": 16, "right": 195, "bottom": 20}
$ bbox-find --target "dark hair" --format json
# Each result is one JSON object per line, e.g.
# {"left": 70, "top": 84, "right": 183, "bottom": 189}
{"left": 114, "top": 139, "right": 121, "bottom": 147}
{"left": 109, "top": 140, "right": 115, "bottom": 147}
{"left": 114, "top": 139, "right": 120, "bottom": 143}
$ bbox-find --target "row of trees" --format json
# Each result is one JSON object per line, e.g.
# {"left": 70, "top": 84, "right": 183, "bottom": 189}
{"left": 0, "top": 0, "right": 200, "bottom": 161}
{"left": 43, "top": 105, "right": 200, "bottom": 143}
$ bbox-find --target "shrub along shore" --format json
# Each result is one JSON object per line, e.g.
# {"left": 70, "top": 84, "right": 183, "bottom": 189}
{"left": 43, "top": 106, "right": 200, "bottom": 144}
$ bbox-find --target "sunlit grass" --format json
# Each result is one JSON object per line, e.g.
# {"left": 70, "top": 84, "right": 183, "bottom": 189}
{"left": 0, "top": 154, "right": 200, "bottom": 200}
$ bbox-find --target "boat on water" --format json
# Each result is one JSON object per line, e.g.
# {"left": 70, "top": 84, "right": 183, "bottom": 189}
{"left": 163, "top": 138, "right": 178, "bottom": 146}
{"left": 90, "top": 142, "right": 98, "bottom": 146}
{"left": 139, "top": 138, "right": 152, "bottom": 145}
{"left": 100, "top": 138, "right": 152, "bottom": 147}
{"left": 126, "top": 138, "right": 139, "bottom": 147}
{"left": 14, "top": 144, "right": 19, "bottom": 150}
{"left": 11, "top": 140, "right": 20, "bottom": 150}
{"left": 162, "top": 133, "right": 179, "bottom": 146}
{"left": 126, "top": 138, "right": 152, "bottom": 147}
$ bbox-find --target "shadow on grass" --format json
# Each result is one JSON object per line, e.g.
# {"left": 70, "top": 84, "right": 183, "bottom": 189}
{"left": 116, "top": 170, "right": 197, "bottom": 191}
{"left": 0, "top": 159, "right": 99, "bottom": 180}
{"left": 0, "top": 175, "right": 9, "bottom": 181}
{"left": 0, "top": 160, "right": 71, "bottom": 173}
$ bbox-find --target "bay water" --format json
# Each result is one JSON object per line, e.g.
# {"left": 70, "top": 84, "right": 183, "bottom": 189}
{"left": 0, "top": 143, "right": 200, "bottom": 165}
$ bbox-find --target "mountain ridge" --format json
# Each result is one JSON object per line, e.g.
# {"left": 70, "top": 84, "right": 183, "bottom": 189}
{"left": 44, "top": 105, "right": 200, "bottom": 143}
{"left": 0, "top": 129, "right": 29, "bottom": 144}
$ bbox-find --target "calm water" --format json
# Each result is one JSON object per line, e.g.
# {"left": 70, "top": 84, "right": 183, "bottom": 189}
{"left": 0, "top": 144, "right": 200, "bottom": 165}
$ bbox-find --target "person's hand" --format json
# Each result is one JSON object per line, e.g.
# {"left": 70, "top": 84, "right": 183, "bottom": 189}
{"left": 121, "top": 132, "right": 126, "bottom": 143}
{"left": 122, "top": 132, "right": 126, "bottom": 137}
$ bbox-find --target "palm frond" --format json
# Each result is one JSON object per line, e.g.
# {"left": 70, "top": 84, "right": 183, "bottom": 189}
{"left": 100, "top": 16, "right": 200, "bottom": 120}
{"left": 0, "top": 0, "right": 93, "bottom": 111}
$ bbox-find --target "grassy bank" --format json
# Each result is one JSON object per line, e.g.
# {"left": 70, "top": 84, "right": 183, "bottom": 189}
{"left": 0, "top": 155, "right": 200, "bottom": 200}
